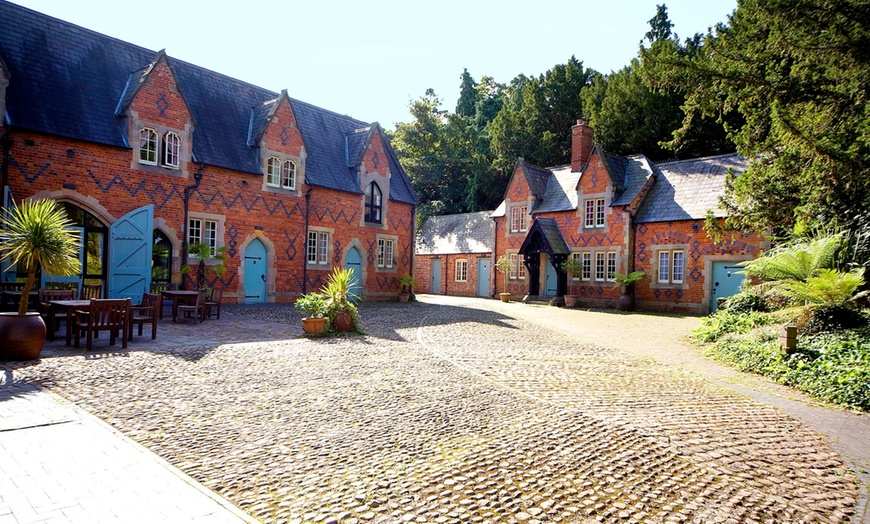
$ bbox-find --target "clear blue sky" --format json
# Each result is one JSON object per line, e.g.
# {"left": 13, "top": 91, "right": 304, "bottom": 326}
{"left": 12, "top": 0, "right": 736, "bottom": 129}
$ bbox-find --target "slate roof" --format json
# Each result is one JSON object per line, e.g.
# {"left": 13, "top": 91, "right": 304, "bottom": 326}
{"left": 635, "top": 153, "right": 748, "bottom": 223}
{"left": 520, "top": 218, "right": 570, "bottom": 255}
{"left": 534, "top": 165, "right": 580, "bottom": 214}
{"left": 416, "top": 212, "right": 494, "bottom": 255}
{"left": 522, "top": 161, "right": 552, "bottom": 204}
{"left": 0, "top": 1, "right": 416, "bottom": 204}
{"left": 610, "top": 155, "right": 655, "bottom": 207}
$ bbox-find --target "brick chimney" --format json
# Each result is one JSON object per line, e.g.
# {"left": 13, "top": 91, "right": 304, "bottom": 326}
{"left": 571, "top": 119, "right": 594, "bottom": 172}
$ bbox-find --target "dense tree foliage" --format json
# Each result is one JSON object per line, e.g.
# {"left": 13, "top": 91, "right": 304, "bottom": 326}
{"left": 642, "top": 0, "right": 870, "bottom": 234}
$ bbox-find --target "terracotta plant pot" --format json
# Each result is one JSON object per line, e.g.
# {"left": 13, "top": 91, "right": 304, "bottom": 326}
{"left": 333, "top": 310, "right": 354, "bottom": 332}
{"left": 301, "top": 317, "right": 327, "bottom": 335}
{"left": 0, "top": 312, "right": 47, "bottom": 361}
{"left": 617, "top": 293, "right": 636, "bottom": 312}
{"left": 564, "top": 295, "right": 579, "bottom": 308}
{"left": 499, "top": 292, "right": 511, "bottom": 303}
{"left": 398, "top": 293, "right": 410, "bottom": 303}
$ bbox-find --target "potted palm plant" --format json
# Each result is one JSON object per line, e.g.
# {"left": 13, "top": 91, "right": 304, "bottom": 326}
{"left": 561, "top": 256, "right": 583, "bottom": 307}
{"left": 181, "top": 242, "right": 227, "bottom": 298}
{"left": 322, "top": 267, "right": 361, "bottom": 333}
{"left": 0, "top": 199, "right": 81, "bottom": 360}
{"left": 295, "top": 292, "right": 328, "bottom": 335}
{"left": 495, "top": 255, "right": 516, "bottom": 302}
{"left": 612, "top": 270, "right": 646, "bottom": 312}
{"left": 397, "top": 275, "right": 416, "bottom": 302}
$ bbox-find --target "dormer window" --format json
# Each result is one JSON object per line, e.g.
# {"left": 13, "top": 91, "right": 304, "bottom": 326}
{"left": 139, "top": 127, "right": 158, "bottom": 165}
{"left": 266, "top": 157, "right": 296, "bottom": 190}
{"left": 365, "top": 182, "right": 382, "bottom": 223}
{"left": 163, "top": 132, "right": 180, "bottom": 168}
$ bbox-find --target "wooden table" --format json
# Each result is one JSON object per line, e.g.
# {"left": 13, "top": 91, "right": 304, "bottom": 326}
{"left": 160, "top": 290, "right": 199, "bottom": 321}
{"left": 49, "top": 299, "right": 91, "bottom": 346}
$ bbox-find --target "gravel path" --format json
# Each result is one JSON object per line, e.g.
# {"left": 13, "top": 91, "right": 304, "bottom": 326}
{"left": 8, "top": 298, "right": 862, "bottom": 523}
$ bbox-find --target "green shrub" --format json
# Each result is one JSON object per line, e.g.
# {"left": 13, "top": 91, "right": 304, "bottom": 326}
{"left": 692, "top": 310, "right": 778, "bottom": 343}
{"left": 723, "top": 292, "right": 769, "bottom": 314}
{"left": 702, "top": 320, "right": 870, "bottom": 410}
{"left": 802, "top": 306, "right": 868, "bottom": 335}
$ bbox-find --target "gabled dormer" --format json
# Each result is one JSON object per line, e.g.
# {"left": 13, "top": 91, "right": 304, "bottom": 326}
{"left": 116, "top": 50, "right": 194, "bottom": 176}
{"left": 347, "top": 123, "right": 393, "bottom": 228}
{"left": 498, "top": 158, "right": 553, "bottom": 235}
{"left": 251, "top": 89, "right": 306, "bottom": 196}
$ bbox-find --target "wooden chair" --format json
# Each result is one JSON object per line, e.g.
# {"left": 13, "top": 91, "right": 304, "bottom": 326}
{"left": 38, "top": 288, "right": 76, "bottom": 338}
{"left": 204, "top": 287, "right": 223, "bottom": 320}
{"left": 130, "top": 293, "right": 160, "bottom": 340}
{"left": 80, "top": 283, "right": 102, "bottom": 300}
{"left": 74, "top": 298, "right": 131, "bottom": 350}
{"left": 151, "top": 282, "right": 177, "bottom": 317}
{"left": 176, "top": 290, "right": 206, "bottom": 324}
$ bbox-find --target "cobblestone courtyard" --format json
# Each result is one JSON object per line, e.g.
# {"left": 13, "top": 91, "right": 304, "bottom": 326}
{"left": 8, "top": 297, "right": 861, "bottom": 523}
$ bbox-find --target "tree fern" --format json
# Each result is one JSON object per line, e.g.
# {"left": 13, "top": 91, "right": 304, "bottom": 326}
{"left": 780, "top": 268, "right": 867, "bottom": 307}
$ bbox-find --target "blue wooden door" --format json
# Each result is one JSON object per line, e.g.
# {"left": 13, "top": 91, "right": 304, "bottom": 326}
{"left": 477, "top": 258, "right": 490, "bottom": 297}
{"left": 244, "top": 238, "right": 267, "bottom": 303}
{"left": 107, "top": 205, "right": 153, "bottom": 305}
{"left": 431, "top": 259, "right": 442, "bottom": 294}
{"left": 545, "top": 255, "right": 558, "bottom": 296}
{"left": 42, "top": 226, "right": 84, "bottom": 295}
{"left": 711, "top": 262, "right": 745, "bottom": 312}
{"left": 345, "top": 247, "right": 363, "bottom": 301}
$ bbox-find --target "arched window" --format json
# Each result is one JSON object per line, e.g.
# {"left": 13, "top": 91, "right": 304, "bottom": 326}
{"left": 139, "top": 127, "right": 158, "bottom": 165}
{"left": 266, "top": 156, "right": 281, "bottom": 187}
{"left": 163, "top": 132, "right": 180, "bottom": 168}
{"left": 365, "top": 182, "right": 382, "bottom": 223}
{"left": 281, "top": 160, "right": 296, "bottom": 190}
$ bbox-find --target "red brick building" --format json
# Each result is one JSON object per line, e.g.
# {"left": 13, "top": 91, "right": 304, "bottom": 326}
{"left": 415, "top": 212, "right": 493, "bottom": 297}
{"left": 490, "top": 120, "right": 766, "bottom": 314}
{"left": 0, "top": 3, "right": 416, "bottom": 304}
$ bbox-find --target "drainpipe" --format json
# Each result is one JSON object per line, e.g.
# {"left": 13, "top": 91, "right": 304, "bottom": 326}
{"left": 409, "top": 204, "right": 416, "bottom": 299}
{"left": 303, "top": 186, "right": 313, "bottom": 294}
{"left": 182, "top": 163, "right": 205, "bottom": 289}
{"left": 0, "top": 130, "right": 11, "bottom": 215}
{"left": 492, "top": 218, "right": 498, "bottom": 297}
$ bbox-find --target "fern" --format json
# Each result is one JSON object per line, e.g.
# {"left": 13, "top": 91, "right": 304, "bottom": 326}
{"left": 780, "top": 268, "right": 868, "bottom": 307}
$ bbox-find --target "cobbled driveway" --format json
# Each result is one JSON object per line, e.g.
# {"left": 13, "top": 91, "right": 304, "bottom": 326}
{"left": 10, "top": 297, "right": 860, "bottom": 523}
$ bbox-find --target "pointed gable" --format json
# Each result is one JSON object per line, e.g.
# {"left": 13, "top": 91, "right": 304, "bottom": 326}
{"left": 256, "top": 90, "right": 304, "bottom": 156}
{"left": 118, "top": 49, "right": 193, "bottom": 132}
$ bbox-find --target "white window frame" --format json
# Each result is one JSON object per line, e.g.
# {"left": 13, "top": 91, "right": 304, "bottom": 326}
{"left": 510, "top": 205, "right": 528, "bottom": 233}
{"left": 570, "top": 253, "right": 582, "bottom": 281}
{"left": 656, "top": 248, "right": 686, "bottom": 285}
{"left": 266, "top": 156, "right": 281, "bottom": 187}
{"left": 281, "top": 160, "right": 296, "bottom": 190}
{"left": 581, "top": 252, "right": 592, "bottom": 281}
{"left": 377, "top": 238, "right": 394, "bottom": 269}
{"left": 455, "top": 259, "right": 468, "bottom": 282}
{"left": 307, "top": 229, "right": 331, "bottom": 266}
{"left": 595, "top": 252, "right": 606, "bottom": 281}
{"left": 606, "top": 251, "right": 617, "bottom": 282}
{"left": 517, "top": 254, "right": 525, "bottom": 279}
{"left": 509, "top": 253, "right": 518, "bottom": 279}
{"left": 584, "top": 198, "right": 606, "bottom": 229}
{"left": 139, "top": 127, "right": 158, "bottom": 165}
{"left": 163, "top": 131, "right": 180, "bottom": 168}
{"left": 187, "top": 213, "right": 225, "bottom": 259}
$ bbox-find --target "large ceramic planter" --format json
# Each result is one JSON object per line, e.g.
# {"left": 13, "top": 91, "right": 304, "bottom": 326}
{"left": 301, "top": 317, "right": 327, "bottom": 335}
{"left": 499, "top": 293, "right": 511, "bottom": 303}
{"left": 616, "top": 293, "right": 636, "bottom": 312}
{"left": 333, "top": 310, "right": 354, "bottom": 332}
{"left": 398, "top": 293, "right": 410, "bottom": 303}
{"left": 0, "top": 312, "right": 46, "bottom": 361}
{"left": 564, "top": 295, "right": 579, "bottom": 308}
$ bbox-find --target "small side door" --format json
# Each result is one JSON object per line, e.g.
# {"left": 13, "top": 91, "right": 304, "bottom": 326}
{"left": 477, "top": 258, "right": 490, "bottom": 297}
{"left": 244, "top": 238, "right": 267, "bottom": 304}
{"left": 431, "top": 259, "right": 442, "bottom": 295}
